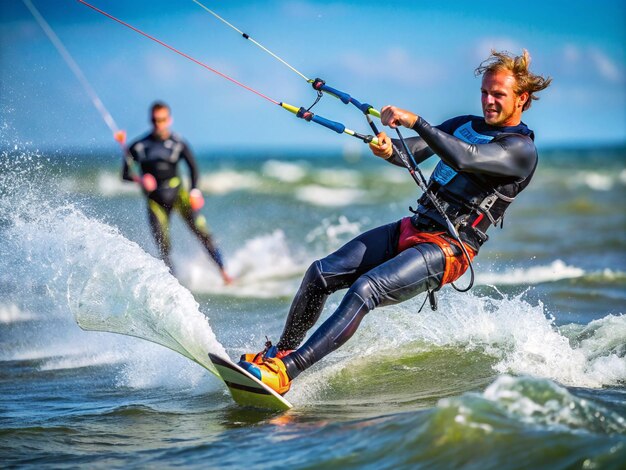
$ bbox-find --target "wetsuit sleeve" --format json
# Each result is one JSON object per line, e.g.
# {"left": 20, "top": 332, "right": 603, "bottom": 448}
{"left": 411, "top": 116, "right": 537, "bottom": 179}
{"left": 121, "top": 145, "right": 138, "bottom": 182}
{"left": 383, "top": 118, "right": 463, "bottom": 168}
{"left": 385, "top": 136, "right": 435, "bottom": 168}
{"left": 180, "top": 141, "right": 199, "bottom": 189}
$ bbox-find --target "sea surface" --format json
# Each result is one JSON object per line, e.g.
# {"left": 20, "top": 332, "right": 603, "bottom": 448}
{"left": 1, "top": 142, "right": 625, "bottom": 469}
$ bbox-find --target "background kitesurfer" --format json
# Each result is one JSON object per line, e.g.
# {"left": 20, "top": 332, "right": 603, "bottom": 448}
{"left": 123, "top": 101, "right": 233, "bottom": 284}
{"left": 239, "top": 49, "right": 552, "bottom": 394}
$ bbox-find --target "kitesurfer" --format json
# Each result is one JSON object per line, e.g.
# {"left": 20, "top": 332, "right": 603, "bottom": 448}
{"left": 240, "top": 49, "right": 551, "bottom": 394}
{"left": 122, "top": 101, "right": 232, "bottom": 284}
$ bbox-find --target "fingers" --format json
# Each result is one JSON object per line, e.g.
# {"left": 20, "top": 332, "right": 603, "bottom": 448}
{"left": 368, "top": 131, "right": 393, "bottom": 159}
{"left": 114, "top": 130, "right": 127, "bottom": 145}
{"left": 380, "top": 106, "right": 418, "bottom": 128}
{"left": 380, "top": 106, "right": 398, "bottom": 128}
{"left": 189, "top": 188, "right": 205, "bottom": 211}
{"left": 142, "top": 173, "right": 157, "bottom": 192}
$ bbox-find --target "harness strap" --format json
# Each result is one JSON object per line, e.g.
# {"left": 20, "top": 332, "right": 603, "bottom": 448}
{"left": 398, "top": 217, "right": 476, "bottom": 287}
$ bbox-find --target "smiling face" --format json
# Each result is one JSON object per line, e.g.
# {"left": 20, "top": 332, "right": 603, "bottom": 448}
{"left": 481, "top": 70, "right": 529, "bottom": 127}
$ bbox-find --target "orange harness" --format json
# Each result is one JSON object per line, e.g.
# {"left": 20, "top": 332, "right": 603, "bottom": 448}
{"left": 397, "top": 217, "right": 476, "bottom": 287}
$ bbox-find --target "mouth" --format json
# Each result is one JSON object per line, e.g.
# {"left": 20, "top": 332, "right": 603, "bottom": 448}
{"left": 484, "top": 109, "right": 499, "bottom": 120}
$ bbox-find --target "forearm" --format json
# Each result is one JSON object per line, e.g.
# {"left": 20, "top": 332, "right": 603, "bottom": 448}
{"left": 385, "top": 137, "right": 434, "bottom": 168}
{"left": 121, "top": 155, "right": 138, "bottom": 181}
{"left": 182, "top": 146, "right": 199, "bottom": 189}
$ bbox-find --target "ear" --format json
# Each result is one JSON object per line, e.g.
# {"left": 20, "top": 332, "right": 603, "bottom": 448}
{"left": 518, "top": 91, "right": 529, "bottom": 108}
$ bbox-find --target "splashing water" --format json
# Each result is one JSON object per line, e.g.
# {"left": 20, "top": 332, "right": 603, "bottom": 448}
{"left": 1, "top": 151, "right": 226, "bottom": 379}
{"left": 288, "top": 289, "right": 626, "bottom": 404}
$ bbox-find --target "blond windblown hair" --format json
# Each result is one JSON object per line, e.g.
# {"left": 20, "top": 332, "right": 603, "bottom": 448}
{"left": 475, "top": 49, "right": 552, "bottom": 111}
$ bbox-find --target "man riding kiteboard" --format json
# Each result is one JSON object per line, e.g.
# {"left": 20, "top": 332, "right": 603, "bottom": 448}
{"left": 239, "top": 49, "right": 551, "bottom": 395}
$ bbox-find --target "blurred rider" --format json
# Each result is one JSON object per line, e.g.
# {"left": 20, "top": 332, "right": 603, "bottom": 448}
{"left": 122, "top": 101, "right": 232, "bottom": 284}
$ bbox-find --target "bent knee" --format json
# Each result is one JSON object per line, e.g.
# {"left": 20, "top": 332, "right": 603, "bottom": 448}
{"left": 347, "top": 276, "right": 379, "bottom": 310}
{"left": 302, "top": 260, "right": 329, "bottom": 293}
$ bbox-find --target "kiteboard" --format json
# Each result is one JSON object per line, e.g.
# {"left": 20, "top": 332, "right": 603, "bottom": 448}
{"left": 208, "top": 353, "right": 293, "bottom": 411}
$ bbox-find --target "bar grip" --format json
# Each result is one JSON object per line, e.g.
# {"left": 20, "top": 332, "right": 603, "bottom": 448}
{"left": 311, "top": 114, "right": 345, "bottom": 134}
{"left": 319, "top": 83, "right": 351, "bottom": 104}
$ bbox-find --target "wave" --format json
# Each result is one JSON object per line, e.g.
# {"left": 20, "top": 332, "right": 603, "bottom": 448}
{"left": 38, "top": 350, "right": 126, "bottom": 371}
{"left": 477, "top": 259, "right": 585, "bottom": 285}
{"left": 179, "top": 229, "right": 306, "bottom": 298}
{"left": 535, "top": 166, "right": 626, "bottom": 192}
{"left": 1, "top": 153, "right": 227, "bottom": 390}
{"left": 575, "top": 170, "right": 626, "bottom": 192}
{"left": 471, "top": 375, "right": 626, "bottom": 433}
{"left": 199, "top": 169, "right": 261, "bottom": 195}
{"left": 286, "top": 290, "right": 626, "bottom": 406}
{"left": 266, "top": 375, "right": 626, "bottom": 469}
{"left": 97, "top": 171, "right": 141, "bottom": 196}
{"left": 0, "top": 303, "right": 36, "bottom": 324}
{"left": 295, "top": 185, "right": 370, "bottom": 206}
{"left": 305, "top": 215, "right": 362, "bottom": 247}
{"left": 262, "top": 159, "right": 308, "bottom": 183}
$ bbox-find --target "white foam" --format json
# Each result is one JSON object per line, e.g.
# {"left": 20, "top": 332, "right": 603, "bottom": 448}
{"left": 479, "top": 375, "right": 626, "bottom": 433}
{"left": 97, "top": 171, "right": 140, "bottom": 196}
{"left": 435, "top": 374, "right": 626, "bottom": 435}
{"left": 305, "top": 215, "right": 362, "bottom": 246}
{"left": 61, "top": 209, "right": 227, "bottom": 372}
{"left": 313, "top": 168, "right": 362, "bottom": 188}
{"left": 40, "top": 350, "right": 126, "bottom": 371}
{"left": 29, "top": 330, "right": 218, "bottom": 392}
{"left": 582, "top": 172, "right": 613, "bottom": 191}
{"left": 569, "top": 170, "right": 617, "bottom": 191}
{"left": 296, "top": 185, "right": 369, "bottom": 206}
{"left": 199, "top": 169, "right": 260, "bottom": 195}
{"left": 2, "top": 163, "right": 227, "bottom": 381}
{"left": 0, "top": 303, "right": 36, "bottom": 324}
{"left": 289, "top": 291, "right": 626, "bottom": 404}
{"left": 262, "top": 160, "right": 308, "bottom": 183}
{"left": 379, "top": 166, "right": 411, "bottom": 184}
{"left": 478, "top": 260, "right": 585, "bottom": 285}
{"left": 181, "top": 230, "right": 305, "bottom": 298}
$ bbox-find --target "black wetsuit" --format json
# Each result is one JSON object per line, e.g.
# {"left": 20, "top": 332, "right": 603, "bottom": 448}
{"left": 123, "top": 132, "right": 224, "bottom": 271}
{"left": 279, "top": 115, "right": 538, "bottom": 380}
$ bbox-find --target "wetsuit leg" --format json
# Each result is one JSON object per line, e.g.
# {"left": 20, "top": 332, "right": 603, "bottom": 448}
{"left": 148, "top": 199, "right": 173, "bottom": 268}
{"left": 277, "top": 221, "right": 400, "bottom": 351}
{"left": 282, "top": 243, "right": 445, "bottom": 380}
{"left": 175, "top": 189, "right": 225, "bottom": 269}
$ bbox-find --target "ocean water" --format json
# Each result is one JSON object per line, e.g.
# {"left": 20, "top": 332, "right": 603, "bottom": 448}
{"left": 1, "top": 142, "right": 625, "bottom": 469}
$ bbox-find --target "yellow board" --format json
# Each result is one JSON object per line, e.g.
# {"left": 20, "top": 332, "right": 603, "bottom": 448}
{"left": 208, "top": 353, "right": 293, "bottom": 411}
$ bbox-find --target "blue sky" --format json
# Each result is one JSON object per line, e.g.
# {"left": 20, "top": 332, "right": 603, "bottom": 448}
{"left": 1, "top": 0, "right": 625, "bottom": 154}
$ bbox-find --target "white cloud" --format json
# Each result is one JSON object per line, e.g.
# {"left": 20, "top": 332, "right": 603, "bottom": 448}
{"left": 588, "top": 47, "right": 623, "bottom": 82}
{"left": 558, "top": 44, "right": 623, "bottom": 84}
{"left": 280, "top": 1, "right": 348, "bottom": 19}
{"left": 563, "top": 44, "right": 581, "bottom": 64}
{"left": 473, "top": 37, "right": 524, "bottom": 61}
{"left": 336, "top": 47, "right": 447, "bottom": 87}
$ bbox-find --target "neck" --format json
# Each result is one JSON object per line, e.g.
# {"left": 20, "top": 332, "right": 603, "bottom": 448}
{"left": 153, "top": 129, "right": 171, "bottom": 140}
